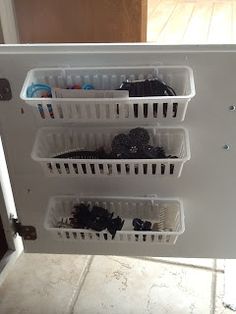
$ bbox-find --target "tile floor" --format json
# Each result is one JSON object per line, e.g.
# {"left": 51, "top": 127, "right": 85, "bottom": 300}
{"left": 0, "top": 254, "right": 233, "bottom": 314}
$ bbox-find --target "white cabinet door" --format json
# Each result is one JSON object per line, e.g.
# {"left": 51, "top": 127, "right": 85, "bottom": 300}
{"left": 0, "top": 44, "right": 234, "bottom": 257}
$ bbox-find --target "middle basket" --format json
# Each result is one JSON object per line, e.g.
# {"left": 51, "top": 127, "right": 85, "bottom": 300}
{"left": 31, "top": 126, "right": 190, "bottom": 177}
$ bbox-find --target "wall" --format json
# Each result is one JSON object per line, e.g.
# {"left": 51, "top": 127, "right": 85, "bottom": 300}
{"left": 14, "top": 0, "right": 147, "bottom": 43}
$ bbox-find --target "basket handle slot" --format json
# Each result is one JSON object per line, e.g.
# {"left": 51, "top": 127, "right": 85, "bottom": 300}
{"left": 161, "top": 164, "right": 165, "bottom": 175}
{"left": 73, "top": 163, "right": 78, "bottom": 174}
{"left": 152, "top": 164, "right": 157, "bottom": 175}
{"left": 143, "top": 103, "right": 148, "bottom": 118}
{"left": 37, "top": 104, "right": 45, "bottom": 119}
{"left": 133, "top": 103, "right": 138, "bottom": 118}
{"left": 81, "top": 164, "right": 87, "bottom": 174}
{"left": 173, "top": 102, "right": 178, "bottom": 118}
{"left": 90, "top": 164, "right": 95, "bottom": 174}
{"left": 153, "top": 103, "right": 158, "bottom": 118}
{"left": 163, "top": 103, "right": 168, "bottom": 117}
{"left": 56, "top": 163, "right": 62, "bottom": 174}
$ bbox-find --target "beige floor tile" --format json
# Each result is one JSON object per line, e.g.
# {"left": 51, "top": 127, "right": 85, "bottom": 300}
{"left": 0, "top": 253, "right": 90, "bottom": 314}
{"left": 73, "top": 256, "right": 213, "bottom": 314}
{"left": 154, "top": 257, "right": 215, "bottom": 269}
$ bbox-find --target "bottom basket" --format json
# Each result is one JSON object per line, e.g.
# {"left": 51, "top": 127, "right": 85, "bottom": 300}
{"left": 44, "top": 195, "right": 185, "bottom": 244}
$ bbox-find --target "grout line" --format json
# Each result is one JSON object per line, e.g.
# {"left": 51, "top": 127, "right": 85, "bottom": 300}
{"left": 181, "top": 4, "right": 196, "bottom": 43}
{"left": 67, "top": 255, "right": 94, "bottom": 314}
{"left": 206, "top": 1, "right": 215, "bottom": 43}
{"left": 148, "top": 0, "right": 162, "bottom": 20}
{"left": 157, "top": 2, "right": 179, "bottom": 41}
{"left": 231, "top": 1, "right": 235, "bottom": 42}
{"left": 210, "top": 259, "right": 217, "bottom": 314}
{"left": 129, "top": 256, "right": 224, "bottom": 273}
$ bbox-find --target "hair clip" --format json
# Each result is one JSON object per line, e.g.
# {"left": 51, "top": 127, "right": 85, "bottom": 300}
{"left": 27, "top": 83, "right": 51, "bottom": 98}
{"left": 82, "top": 83, "right": 94, "bottom": 90}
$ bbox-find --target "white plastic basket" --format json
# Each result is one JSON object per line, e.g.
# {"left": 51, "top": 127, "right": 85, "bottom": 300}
{"left": 31, "top": 126, "right": 190, "bottom": 177}
{"left": 44, "top": 195, "right": 185, "bottom": 244}
{"left": 20, "top": 66, "right": 195, "bottom": 123}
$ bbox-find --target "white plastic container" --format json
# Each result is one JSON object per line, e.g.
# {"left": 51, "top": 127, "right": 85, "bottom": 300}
{"left": 44, "top": 195, "right": 185, "bottom": 244}
{"left": 20, "top": 66, "right": 195, "bottom": 123}
{"left": 31, "top": 126, "right": 190, "bottom": 177}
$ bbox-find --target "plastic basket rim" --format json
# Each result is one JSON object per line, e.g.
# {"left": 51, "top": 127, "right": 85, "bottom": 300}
{"left": 23, "top": 94, "right": 194, "bottom": 103}
{"left": 20, "top": 65, "right": 196, "bottom": 102}
{"left": 44, "top": 194, "right": 185, "bottom": 235}
{"left": 32, "top": 156, "right": 189, "bottom": 162}
{"left": 31, "top": 126, "right": 191, "bottom": 162}
{"left": 44, "top": 226, "right": 184, "bottom": 236}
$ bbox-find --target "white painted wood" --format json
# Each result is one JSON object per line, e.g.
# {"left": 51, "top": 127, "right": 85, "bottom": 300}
{"left": 0, "top": 44, "right": 236, "bottom": 257}
{"left": 0, "top": 0, "right": 19, "bottom": 43}
{"left": 0, "top": 137, "right": 22, "bottom": 251}
{"left": 0, "top": 137, "right": 23, "bottom": 283}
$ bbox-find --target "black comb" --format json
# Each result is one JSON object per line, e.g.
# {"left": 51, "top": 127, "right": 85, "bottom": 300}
{"left": 53, "top": 148, "right": 109, "bottom": 159}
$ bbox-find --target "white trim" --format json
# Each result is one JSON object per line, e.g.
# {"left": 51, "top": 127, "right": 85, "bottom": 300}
{"left": 0, "top": 136, "right": 22, "bottom": 250}
{"left": 0, "top": 0, "right": 19, "bottom": 43}
{"left": 0, "top": 135, "right": 23, "bottom": 283}
{"left": 0, "top": 43, "right": 236, "bottom": 54}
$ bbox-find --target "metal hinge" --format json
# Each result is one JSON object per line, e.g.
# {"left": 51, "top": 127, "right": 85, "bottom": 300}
{"left": 10, "top": 215, "right": 37, "bottom": 240}
{"left": 0, "top": 79, "right": 12, "bottom": 100}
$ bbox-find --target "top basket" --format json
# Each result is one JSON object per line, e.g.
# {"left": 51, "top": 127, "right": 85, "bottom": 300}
{"left": 20, "top": 66, "right": 195, "bottom": 123}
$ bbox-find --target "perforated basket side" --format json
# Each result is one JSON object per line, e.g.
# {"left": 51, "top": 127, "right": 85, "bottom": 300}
{"left": 20, "top": 66, "right": 195, "bottom": 123}
{"left": 44, "top": 196, "right": 184, "bottom": 244}
{"left": 31, "top": 127, "right": 190, "bottom": 177}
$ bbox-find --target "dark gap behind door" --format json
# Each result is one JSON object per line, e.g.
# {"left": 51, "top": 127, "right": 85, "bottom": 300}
{"left": 0, "top": 214, "right": 8, "bottom": 260}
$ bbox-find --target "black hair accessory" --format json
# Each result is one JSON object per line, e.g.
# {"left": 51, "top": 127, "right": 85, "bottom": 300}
{"left": 118, "top": 78, "right": 176, "bottom": 97}
{"left": 107, "top": 217, "right": 125, "bottom": 239}
{"left": 53, "top": 148, "right": 108, "bottom": 159}
{"left": 133, "top": 218, "right": 152, "bottom": 231}
{"left": 69, "top": 203, "right": 124, "bottom": 238}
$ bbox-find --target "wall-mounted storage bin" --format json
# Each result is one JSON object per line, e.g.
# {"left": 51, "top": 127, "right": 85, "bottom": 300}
{"left": 45, "top": 195, "right": 184, "bottom": 244}
{"left": 21, "top": 66, "right": 195, "bottom": 123}
{"left": 31, "top": 126, "right": 190, "bottom": 177}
